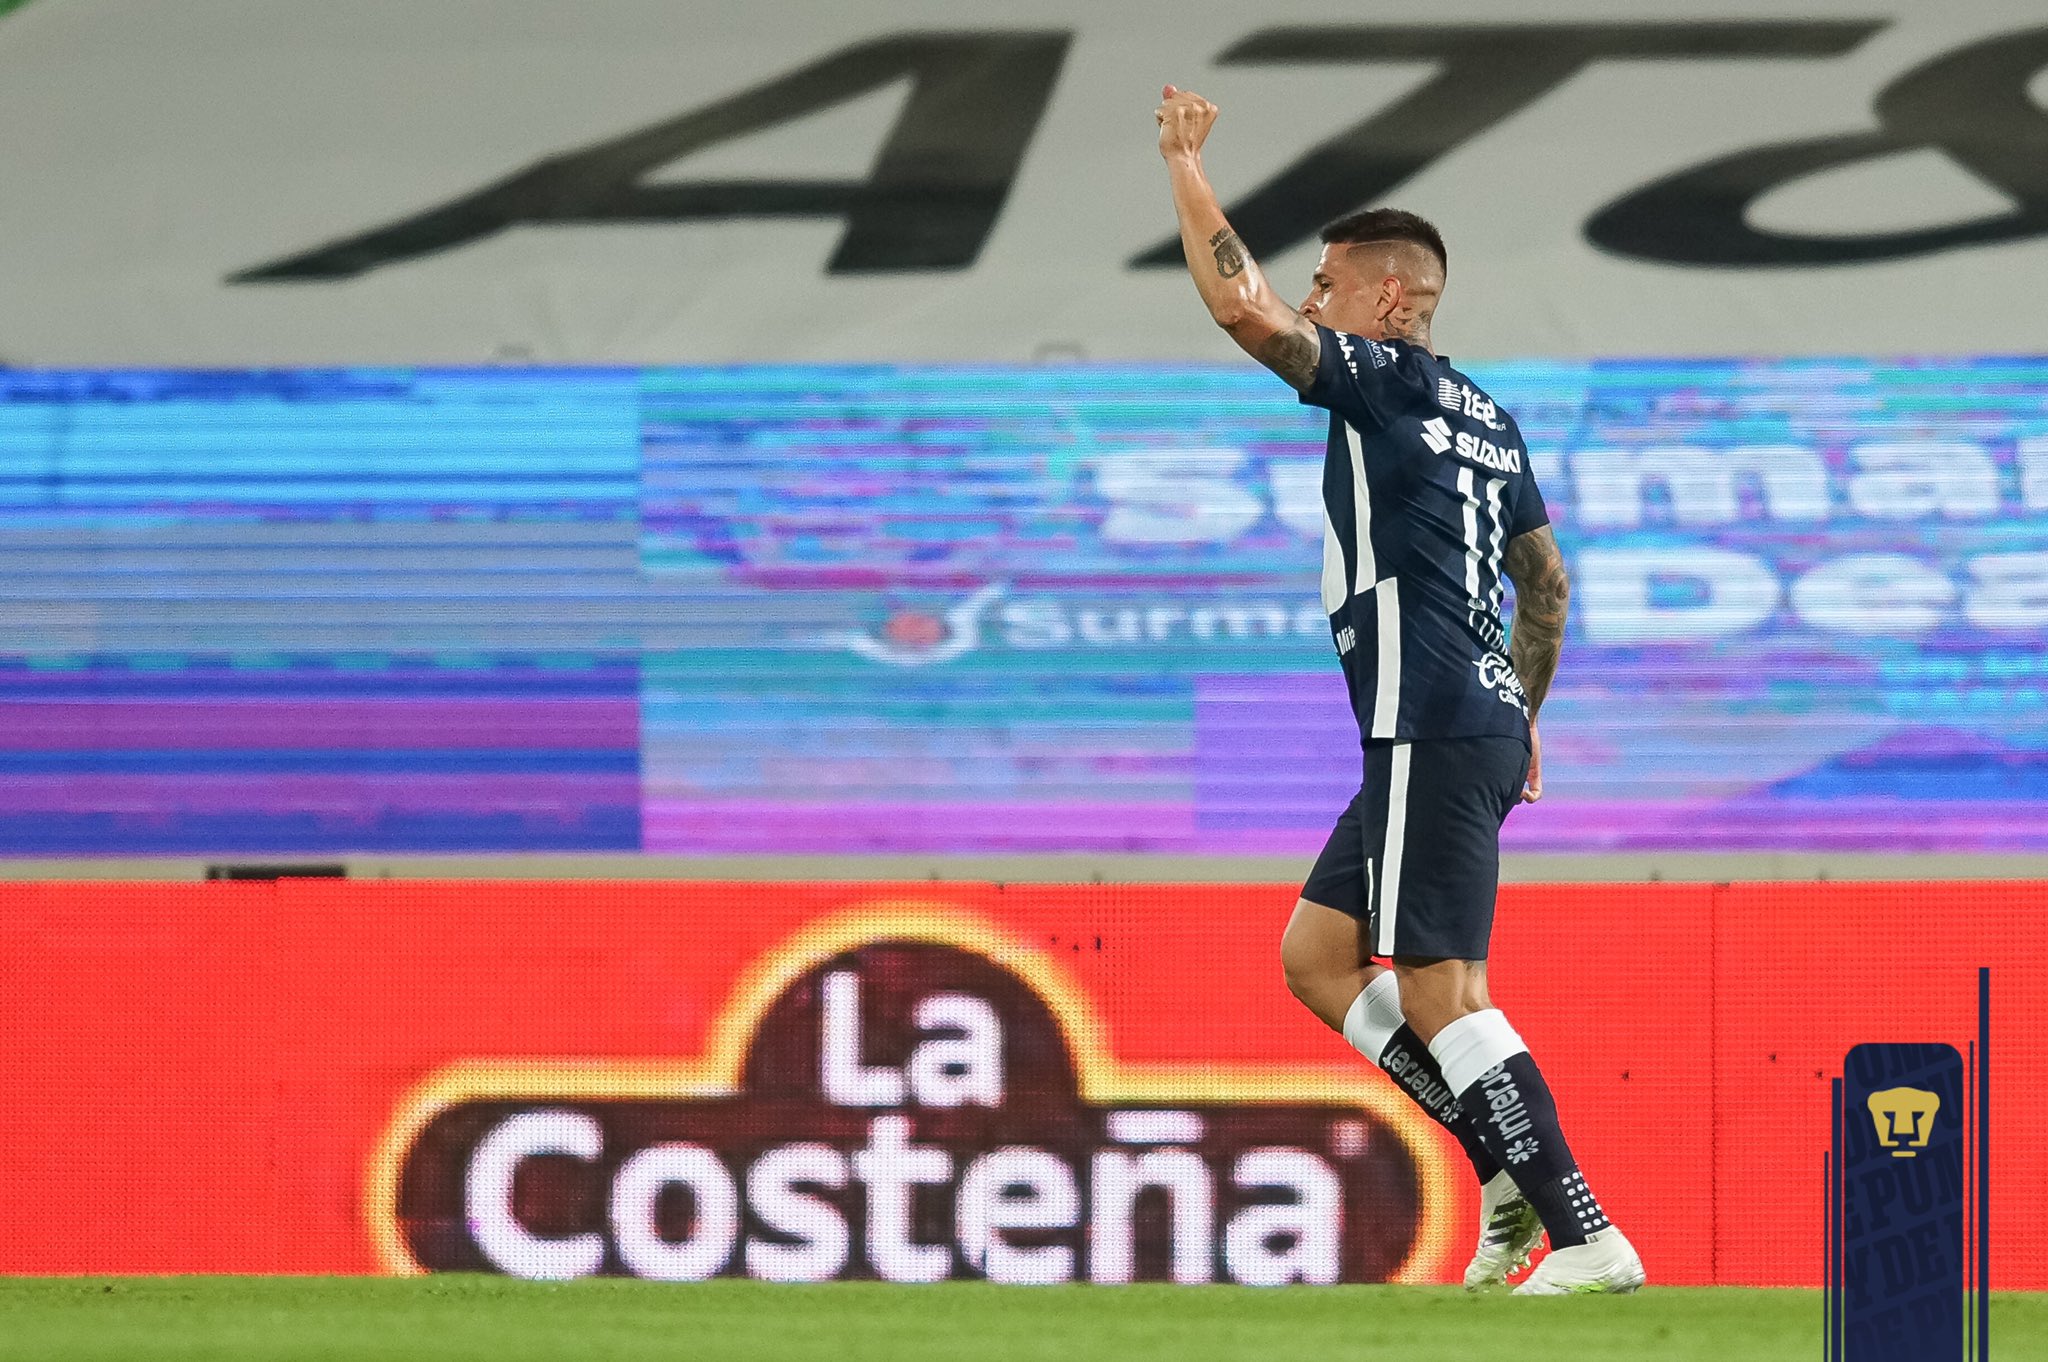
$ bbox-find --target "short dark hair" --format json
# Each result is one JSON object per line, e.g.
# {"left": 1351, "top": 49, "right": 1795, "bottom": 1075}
{"left": 1319, "top": 208, "right": 1447, "bottom": 272}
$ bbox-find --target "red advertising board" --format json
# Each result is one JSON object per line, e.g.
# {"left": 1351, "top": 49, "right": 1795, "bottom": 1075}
{"left": 0, "top": 880, "right": 2037, "bottom": 1287}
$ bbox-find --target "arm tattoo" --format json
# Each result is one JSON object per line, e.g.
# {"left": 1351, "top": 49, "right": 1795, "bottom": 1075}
{"left": 1208, "top": 228, "right": 1247, "bottom": 279}
{"left": 1255, "top": 327, "right": 1319, "bottom": 391}
{"left": 1503, "top": 525, "right": 1569, "bottom": 720}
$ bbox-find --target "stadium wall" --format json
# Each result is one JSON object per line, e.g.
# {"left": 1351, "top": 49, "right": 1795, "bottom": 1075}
{"left": 3, "top": 0, "right": 2045, "bottom": 366}
{"left": 2, "top": 877, "right": 2035, "bottom": 1288}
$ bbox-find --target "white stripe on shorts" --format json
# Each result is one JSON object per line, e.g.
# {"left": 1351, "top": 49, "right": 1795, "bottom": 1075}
{"left": 1374, "top": 742, "right": 1412, "bottom": 956}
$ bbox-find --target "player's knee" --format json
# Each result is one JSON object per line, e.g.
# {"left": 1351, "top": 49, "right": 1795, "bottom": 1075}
{"left": 1397, "top": 993, "right": 1460, "bottom": 1044}
{"left": 1279, "top": 936, "right": 1319, "bottom": 1007}
{"left": 1278, "top": 930, "right": 1343, "bottom": 1025}
{"left": 1462, "top": 974, "right": 1492, "bottom": 1013}
{"left": 1392, "top": 960, "right": 1479, "bottom": 1044}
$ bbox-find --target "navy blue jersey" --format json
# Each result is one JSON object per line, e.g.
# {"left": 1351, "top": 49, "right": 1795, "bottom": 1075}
{"left": 1300, "top": 325, "right": 1550, "bottom": 745}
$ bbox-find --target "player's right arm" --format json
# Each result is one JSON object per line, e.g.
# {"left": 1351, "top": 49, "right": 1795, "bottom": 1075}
{"left": 1155, "top": 85, "right": 1319, "bottom": 391}
{"left": 1503, "top": 524, "right": 1570, "bottom": 802}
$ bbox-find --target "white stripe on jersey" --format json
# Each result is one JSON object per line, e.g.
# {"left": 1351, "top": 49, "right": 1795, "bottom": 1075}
{"left": 1485, "top": 477, "right": 1507, "bottom": 611}
{"left": 1458, "top": 467, "right": 1481, "bottom": 601}
{"left": 1371, "top": 579, "right": 1401, "bottom": 740}
{"left": 1319, "top": 508, "right": 1347, "bottom": 615}
{"left": 1375, "top": 742, "right": 1413, "bottom": 956}
{"left": 1345, "top": 424, "right": 1377, "bottom": 591}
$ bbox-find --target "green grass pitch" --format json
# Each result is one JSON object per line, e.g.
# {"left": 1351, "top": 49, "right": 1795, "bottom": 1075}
{"left": 1, "top": 1279, "right": 2043, "bottom": 1362}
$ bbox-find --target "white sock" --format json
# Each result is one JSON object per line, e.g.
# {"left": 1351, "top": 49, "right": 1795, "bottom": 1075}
{"left": 1426, "top": 1008, "right": 1529, "bottom": 1097}
{"left": 1340, "top": 971, "right": 1404, "bottom": 1063}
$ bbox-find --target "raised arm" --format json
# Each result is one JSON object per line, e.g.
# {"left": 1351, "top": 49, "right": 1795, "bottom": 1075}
{"left": 1155, "top": 85, "right": 1319, "bottom": 390}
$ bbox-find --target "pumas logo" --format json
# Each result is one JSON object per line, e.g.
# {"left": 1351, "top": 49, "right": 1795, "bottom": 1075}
{"left": 368, "top": 908, "right": 1456, "bottom": 1284}
{"left": 1435, "top": 378, "right": 1503, "bottom": 431}
{"left": 1866, "top": 1086, "right": 1941, "bottom": 1158}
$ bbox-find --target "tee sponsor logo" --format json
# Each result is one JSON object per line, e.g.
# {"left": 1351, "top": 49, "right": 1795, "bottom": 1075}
{"left": 369, "top": 908, "right": 1455, "bottom": 1283}
{"left": 1436, "top": 379, "right": 1503, "bottom": 431}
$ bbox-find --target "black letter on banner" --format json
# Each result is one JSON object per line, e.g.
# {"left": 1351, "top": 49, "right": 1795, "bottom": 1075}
{"left": 1128, "top": 22, "right": 1881, "bottom": 269}
{"left": 232, "top": 32, "right": 1071, "bottom": 281}
{"left": 1587, "top": 26, "right": 2048, "bottom": 266}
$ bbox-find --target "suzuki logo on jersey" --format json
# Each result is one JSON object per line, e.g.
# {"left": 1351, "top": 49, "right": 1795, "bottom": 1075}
{"left": 1420, "top": 414, "right": 1523, "bottom": 473}
{"left": 1435, "top": 378, "right": 1503, "bottom": 431}
{"left": 1452, "top": 431, "right": 1524, "bottom": 475}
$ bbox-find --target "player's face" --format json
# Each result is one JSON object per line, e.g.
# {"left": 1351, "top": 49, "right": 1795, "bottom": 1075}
{"left": 1297, "top": 246, "right": 1390, "bottom": 338}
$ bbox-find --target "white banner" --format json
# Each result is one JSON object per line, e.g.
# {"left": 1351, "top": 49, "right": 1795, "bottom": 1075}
{"left": 0, "top": 0, "right": 2043, "bottom": 365}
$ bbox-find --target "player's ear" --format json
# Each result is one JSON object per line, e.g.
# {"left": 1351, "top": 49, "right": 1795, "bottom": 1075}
{"left": 1376, "top": 275, "right": 1402, "bottom": 322}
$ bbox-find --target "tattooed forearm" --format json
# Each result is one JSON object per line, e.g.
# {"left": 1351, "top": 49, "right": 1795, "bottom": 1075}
{"left": 1503, "top": 525, "right": 1569, "bottom": 720}
{"left": 1255, "top": 327, "right": 1319, "bottom": 391}
{"left": 1162, "top": 151, "right": 1316, "bottom": 388}
{"left": 1208, "top": 228, "right": 1247, "bottom": 279}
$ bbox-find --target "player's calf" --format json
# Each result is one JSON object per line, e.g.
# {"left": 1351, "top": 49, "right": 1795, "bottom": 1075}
{"left": 1341, "top": 972, "right": 1502, "bottom": 1186}
{"left": 1426, "top": 1005, "right": 1634, "bottom": 1276}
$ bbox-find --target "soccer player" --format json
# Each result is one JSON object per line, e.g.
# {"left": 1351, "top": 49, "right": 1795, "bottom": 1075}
{"left": 1155, "top": 84, "right": 1643, "bottom": 1294}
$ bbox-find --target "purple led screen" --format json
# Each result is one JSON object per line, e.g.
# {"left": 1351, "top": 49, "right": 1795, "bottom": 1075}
{"left": 2, "top": 360, "right": 2044, "bottom": 854}
{"left": 638, "top": 360, "right": 2048, "bottom": 855}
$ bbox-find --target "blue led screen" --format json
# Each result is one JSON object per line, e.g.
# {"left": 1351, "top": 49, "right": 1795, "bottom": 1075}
{"left": 1, "top": 359, "right": 2043, "bottom": 854}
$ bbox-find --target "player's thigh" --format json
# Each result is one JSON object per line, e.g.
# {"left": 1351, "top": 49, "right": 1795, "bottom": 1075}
{"left": 1280, "top": 897, "right": 1373, "bottom": 1031}
{"left": 1289, "top": 786, "right": 1371, "bottom": 977}
{"left": 1370, "top": 735, "right": 1524, "bottom": 963}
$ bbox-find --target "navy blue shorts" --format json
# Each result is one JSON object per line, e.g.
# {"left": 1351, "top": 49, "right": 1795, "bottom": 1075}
{"left": 1300, "top": 735, "right": 1530, "bottom": 961}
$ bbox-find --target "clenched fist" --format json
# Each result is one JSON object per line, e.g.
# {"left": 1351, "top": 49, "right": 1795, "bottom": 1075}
{"left": 1156, "top": 84, "right": 1218, "bottom": 160}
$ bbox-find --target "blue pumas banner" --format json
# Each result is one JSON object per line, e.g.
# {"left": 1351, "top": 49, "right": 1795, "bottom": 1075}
{"left": 1834, "top": 1044, "right": 1970, "bottom": 1362}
